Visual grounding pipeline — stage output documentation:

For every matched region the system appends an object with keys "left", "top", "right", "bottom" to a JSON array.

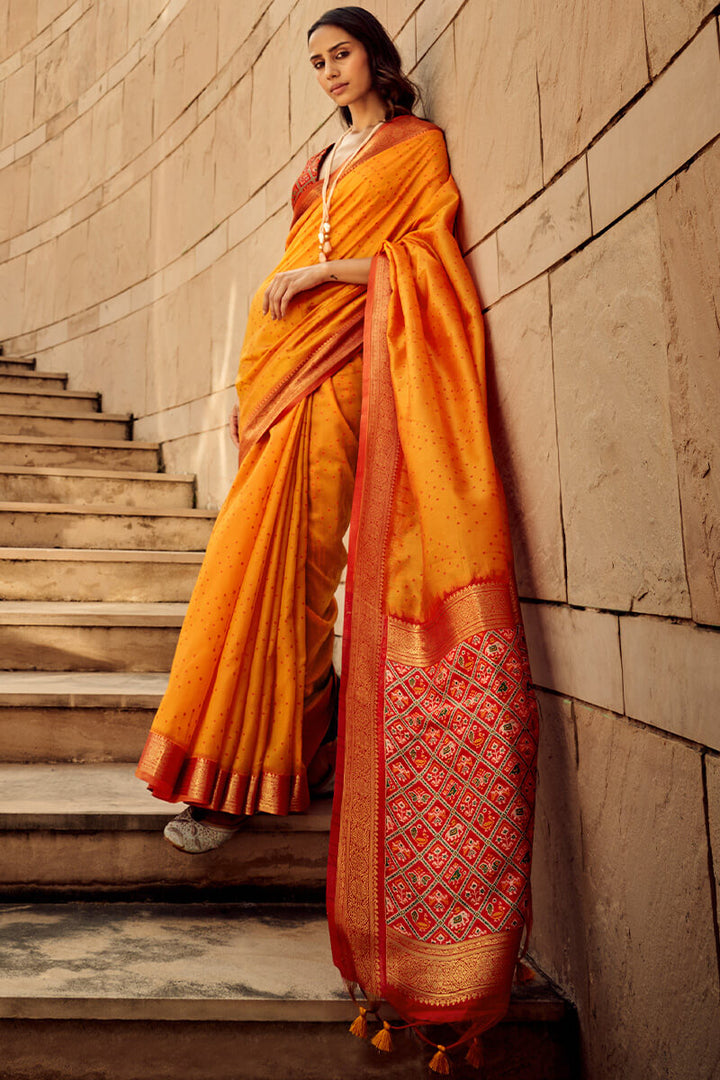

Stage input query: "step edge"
[
  {"left": 0, "top": 466, "right": 195, "bottom": 482},
  {"left": 0, "top": 502, "right": 215, "bottom": 517},
  {"left": 0, "top": 549, "right": 204, "bottom": 562}
]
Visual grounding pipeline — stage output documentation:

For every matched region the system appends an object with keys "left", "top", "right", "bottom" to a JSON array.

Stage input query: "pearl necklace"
[{"left": 318, "top": 120, "right": 386, "bottom": 262}]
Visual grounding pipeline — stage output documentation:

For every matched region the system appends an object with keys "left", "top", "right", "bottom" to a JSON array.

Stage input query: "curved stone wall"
[{"left": 1, "top": 3, "right": 720, "bottom": 1076}]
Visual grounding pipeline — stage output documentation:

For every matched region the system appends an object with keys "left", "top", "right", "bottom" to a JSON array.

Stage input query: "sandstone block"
[
  {"left": 394, "top": 13, "right": 415, "bottom": 69},
  {"left": 452, "top": 0, "right": 542, "bottom": 248},
  {"left": 707, "top": 753, "right": 720, "bottom": 911},
  {"left": 87, "top": 176, "right": 151, "bottom": 305},
  {"left": 53, "top": 220, "right": 89, "bottom": 319},
  {"left": 61, "top": 108, "right": 93, "bottom": 207},
  {"left": 520, "top": 602, "right": 623, "bottom": 713},
  {"left": 415, "top": 0, "right": 464, "bottom": 60},
  {"left": 465, "top": 234, "right": 499, "bottom": 308},
  {"left": 211, "top": 244, "right": 250, "bottom": 390},
  {"left": 213, "top": 75, "right": 251, "bottom": 224},
  {"left": 1, "top": 60, "right": 35, "bottom": 148},
  {"left": 248, "top": 18, "right": 290, "bottom": 194},
  {"left": 551, "top": 200, "right": 690, "bottom": 616},
  {"left": 485, "top": 277, "right": 565, "bottom": 600},
  {"left": 529, "top": 692, "right": 589, "bottom": 1018},
  {"left": 94, "top": 0, "right": 129, "bottom": 73},
  {"left": 27, "top": 132, "right": 63, "bottom": 228},
  {"left": 573, "top": 704, "right": 720, "bottom": 1080},
  {"left": 36, "top": 0, "right": 67, "bottom": 35},
  {"left": 534, "top": 0, "right": 648, "bottom": 182},
  {"left": 79, "top": 307, "right": 149, "bottom": 419},
  {"left": 121, "top": 52, "right": 153, "bottom": 166},
  {"left": 656, "top": 140, "right": 720, "bottom": 625},
  {"left": 3, "top": 0, "right": 38, "bottom": 60},
  {"left": 414, "top": 22, "right": 456, "bottom": 144},
  {"left": 88, "top": 82, "right": 123, "bottom": 192},
  {"left": 0, "top": 253, "right": 27, "bottom": 339},
  {"left": 153, "top": 0, "right": 219, "bottom": 136},
  {"left": 0, "top": 156, "right": 30, "bottom": 243},
  {"left": 127, "top": 0, "right": 165, "bottom": 44},
  {"left": 621, "top": 615, "right": 720, "bottom": 751},
  {"left": 23, "top": 241, "right": 58, "bottom": 330},
  {"left": 587, "top": 21, "right": 720, "bottom": 232},
  {"left": 643, "top": 0, "right": 716, "bottom": 75},
  {"left": 150, "top": 115, "right": 215, "bottom": 271},
  {"left": 217, "top": 0, "right": 265, "bottom": 69},
  {"left": 497, "top": 157, "right": 591, "bottom": 294}
]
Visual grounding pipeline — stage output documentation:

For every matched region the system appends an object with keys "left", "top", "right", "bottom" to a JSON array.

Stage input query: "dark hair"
[{"left": 307, "top": 6, "right": 418, "bottom": 126}]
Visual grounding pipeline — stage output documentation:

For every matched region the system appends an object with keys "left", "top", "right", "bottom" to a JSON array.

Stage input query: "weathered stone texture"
[
  {"left": 88, "top": 83, "right": 123, "bottom": 192},
  {"left": 1, "top": 60, "right": 35, "bottom": 148},
  {"left": 464, "top": 234, "right": 499, "bottom": 308},
  {"left": 217, "top": 0, "right": 265, "bottom": 70},
  {"left": 35, "top": 10, "right": 98, "bottom": 125},
  {"left": 534, "top": 0, "right": 647, "bottom": 182},
  {"left": 0, "top": 252, "right": 26, "bottom": 338},
  {"left": 248, "top": 18, "right": 290, "bottom": 193},
  {"left": 153, "top": 0, "right": 218, "bottom": 137},
  {"left": 94, "top": 0, "right": 129, "bottom": 73},
  {"left": 0, "top": 156, "right": 29, "bottom": 242},
  {"left": 657, "top": 140, "right": 720, "bottom": 626},
  {"left": 643, "top": 0, "right": 717, "bottom": 75},
  {"left": 573, "top": 705, "right": 720, "bottom": 1080},
  {"left": 551, "top": 200, "right": 690, "bottom": 616},
  {"left": 37, "top": 0, "right": 67, "bottom": 34},
  {"left": 485, "top": 276, "right": 565, "bottom": 600},
  {"left": 621, "top": 615, "right": 720, "bottom": 751},
  {"left": 1, "top": 0, "right": 37, "bottom": 61},
  {"left": 707, "top": 753, "right": 720, "bottom": 917},
  {"left": 415, "top": 0, "right": 464, "bottom": 60},
  {"left": 451, "top": 0, "right": 542, "bottom": 248},
  {"left": 87, "top": 176, "right": 151, "bottom": 306},
  {"left": 27, "top": 133, "right": 64, "bottom": 228},
  {"left": 587, "top": 21, "right": 720, "bottom": 232},
  {"left": 497, "top": 157, "right": 591, "bottom": 294},
  {"left": 521, "top": 602, "right": 622, "bottom": 713},
  {"left": 151, "top": 114, "right": 216, "bottom": 271}
]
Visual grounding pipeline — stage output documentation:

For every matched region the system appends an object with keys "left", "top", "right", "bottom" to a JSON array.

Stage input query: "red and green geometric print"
[{"left": 383, "top": 626, "right": 539, "bottom": 945}]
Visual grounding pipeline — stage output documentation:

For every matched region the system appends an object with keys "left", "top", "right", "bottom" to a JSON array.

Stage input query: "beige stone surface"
[
  {"left": 621, "top": 615, "right": 720, "bottom": 751},
  {"left": 573, "top": 703, "right": 720, "bottom": 1079},
  {"left": 121, "top": 52, "right": 153, "bottom": 166},
  {"left": 588, "top": 21, "right": 720, "bottom": 233},
  {"left": 88, "top": 83, "right": 123, "bottom": 191},
  {"left": 0, "top": 253, "right": 27, "bottom": 339},
  {"left": 94, "top": 0, "right": 128, "bottom": 72},
  {"left": 213, "top": 75, "right": 251, "bottom": 225},
  {"left": 2, "top": 0, "right": 38, "bottom": 61},
  {"left": 452, "top": 0, "right": 542, "bottom": 248},
  {"left": 153, "top": 0, "right": 218, "bottom": 137},
  {"left": 27, "top": 133, "right": 63, "bottom": 228},
  {"left": 551, "top": 200, "right": 690, "bottom": 616},
  {"left": 521, "top": 602, "right": 623, "bottom": 713},
  {"left": 534, "top": 0, "right": 648, "bottom": 183},
  {"left": 22, "top": 241, "right": 58, "bottom": 330},
  {"left": 0, "top": 157, "right": 29, "bottom": 242},
  {"left": 61, "top": 108, "right": 93, "bottom": 207},
  {"left": 217, "top": 0, "right": 265, "bottom": 70},
  {"left": 87, "top": 176, "right": 151, "bottom": 305},
  {"left": 80, "top": 308, "right": 149, "bottom": 418},
  {"left": 0, "top": 705, "right": 151, "bottom": 762},
  {"left": 127, "top": 0, "right": 166, "bottom": 44},
  {"left": 414, "top": 22, "right": 455, "bottom": 150},
  {"left": 707, "top": 753, "right": 720, "bottom": 911},
  {"left": 150, "top": 114, "right": 215, "bottom": 271},
  {"left": 53, "top": 220, "right": 89, "bottom": 317},
  {"left": 529, "top": 692, "right": 589, "bottom": 1018},
  {"left": 485, "top": 276, "right": 565, "bottom": 600},
  {"left": 657, "top": 141, "right": 720, "bottom": 626},
  {"left": 643, "top": 0, "right": 717, "bottom": 75},
  {"left": 36, "top": 0, "right": 69, "bottom": 34},
  {"left": 1, "top": 60, "right": 35, "bottom": 148},
  {"left": 35, "top": 10, "right": 97, "bottom": 125},
  {"left": 465, "top": 234, "right": 499, "bottom": 308},
  {"left": 415, "top": 0, "right": 464, "bottom": 60},
  {"left": 497, "top": 157, "right": 591, "bottom": 294},
  {"left": 248, "top": 17, "right": 290, "bottom": 194}
]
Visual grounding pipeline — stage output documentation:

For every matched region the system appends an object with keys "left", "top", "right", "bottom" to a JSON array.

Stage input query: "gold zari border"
[{"left": 385, "top": 926, "right": 521, "bottom": 1005}]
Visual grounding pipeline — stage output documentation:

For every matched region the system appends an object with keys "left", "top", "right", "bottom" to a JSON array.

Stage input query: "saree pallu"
[{"left": 136, "top": 113, "right": 539, "bottom": 1034}]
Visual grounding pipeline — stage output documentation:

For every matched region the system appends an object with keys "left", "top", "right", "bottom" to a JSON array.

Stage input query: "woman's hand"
[
  {"left": 263, "top": 264, "right": 328, "bottom": 320},
  {"left": 229, "top": 404, "right": 239, "bottom": 449}
]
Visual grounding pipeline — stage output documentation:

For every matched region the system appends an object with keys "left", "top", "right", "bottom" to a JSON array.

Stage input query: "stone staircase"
[{"left": 0, "top": 348, "right": 578, "bottom": 1079}]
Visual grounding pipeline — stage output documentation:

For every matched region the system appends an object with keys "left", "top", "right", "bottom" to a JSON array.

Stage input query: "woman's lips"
[{"left": 330, "top": 83, "right": 348, "bottom": 94}]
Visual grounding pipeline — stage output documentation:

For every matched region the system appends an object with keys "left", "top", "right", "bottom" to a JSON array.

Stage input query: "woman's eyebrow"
[{"left": 309, "top": 40, "right": 351, "bottom": 61}]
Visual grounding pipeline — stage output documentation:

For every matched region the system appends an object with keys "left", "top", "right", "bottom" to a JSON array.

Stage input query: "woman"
[{"left": 136, "top": 6, "right": 539, "bottom": 1069}]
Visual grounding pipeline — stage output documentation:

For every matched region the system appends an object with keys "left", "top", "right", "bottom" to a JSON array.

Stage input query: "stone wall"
[{"left": 1, "top": 1, "right": 719, "bottom": 1077}]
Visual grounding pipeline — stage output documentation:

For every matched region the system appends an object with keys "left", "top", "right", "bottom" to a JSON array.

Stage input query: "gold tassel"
[
  {"left": 371, "top": 1020, "right": 394, "bottom": 1053},
  {"left": 349, "top": 1006, "right": 368, "bottom": 1039},
  {"left": 515, "top": 959, "right": 535, "bottom": 984},
  {"left": 465, "top": 1037, "right": 484, "bottom": 1070},
  {"left": 428, "top": 1044, "right": 451, "bottom": 1075}
]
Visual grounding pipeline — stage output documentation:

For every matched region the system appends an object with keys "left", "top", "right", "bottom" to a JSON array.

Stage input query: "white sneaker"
[{"left": 163, "top": 806, "right": 244, "bottom": 854}]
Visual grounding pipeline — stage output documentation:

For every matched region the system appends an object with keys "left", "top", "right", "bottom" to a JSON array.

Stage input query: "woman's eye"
[{"left": 335, "top": 51, "right": 348, "bottom": 59}]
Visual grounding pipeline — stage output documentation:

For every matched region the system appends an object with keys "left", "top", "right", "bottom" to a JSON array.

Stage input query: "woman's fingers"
[{"left": 263, "top": 267, "right": 320, "bottom": 319}]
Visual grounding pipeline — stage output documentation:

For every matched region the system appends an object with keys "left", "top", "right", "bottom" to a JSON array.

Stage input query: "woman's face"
[{"left": 308, "top": 25, "right": 374, "bottom": 110}]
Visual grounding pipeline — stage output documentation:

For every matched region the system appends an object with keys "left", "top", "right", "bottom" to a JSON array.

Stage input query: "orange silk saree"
[{"left": 136, "top": 113, "right": 539, "bottom": 1036}]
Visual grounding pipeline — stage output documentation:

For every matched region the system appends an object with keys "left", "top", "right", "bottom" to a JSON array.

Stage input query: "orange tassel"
[
  {"left": 515, "top": 959, "right": 536, "bottom": 984},
  {"left": 371, "top": 1020, "right": 394, "bottom": 1053},
  {"left": 349, "top": 1006, "right": 368, "bottom": 1039},
  {"left": 465, "top": 1037, "right": 484, "bottom": 1070},
  {"left": 429, "top": 1044, "right": 451, "bottom": 1075}
]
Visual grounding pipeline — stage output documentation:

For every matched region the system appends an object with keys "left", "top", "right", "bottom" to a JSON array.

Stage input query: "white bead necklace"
[{"left": 318, "top": 120, "right": 386, "bottom": 262}]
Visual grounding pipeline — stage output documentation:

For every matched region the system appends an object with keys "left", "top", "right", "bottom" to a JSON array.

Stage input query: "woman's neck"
[{"left": 347, "top": 91, "right": 387, "bottom": 133}]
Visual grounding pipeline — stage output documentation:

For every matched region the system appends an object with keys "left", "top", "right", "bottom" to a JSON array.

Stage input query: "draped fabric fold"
[{"left": 136, "top": 113, "right": 539, "bottom": 1033}]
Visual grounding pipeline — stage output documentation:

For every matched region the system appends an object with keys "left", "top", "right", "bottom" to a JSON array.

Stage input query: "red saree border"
[
  {"left": 237, "top": 311, "right": 364, "bottom": 463},
  {"left": 137, "top": 730, "right": 309, "bottom": 815},
  {"left": 328, "top": 252, "right": 397, "bottom": 996}
]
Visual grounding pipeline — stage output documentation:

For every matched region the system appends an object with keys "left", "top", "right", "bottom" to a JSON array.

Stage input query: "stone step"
[
  {"left": 0, "top": 387, "right": 100, "bottom": 413},
  {"left": 0, "top": 548, "right": 203, "bottom": 602},
  {"left": 0, "top": 671, "right": 165, "bottom": 762},
  {"left": 0, "top": 356, "right": 35, "bottom": 372},
  {"left": 0, "top": 434, "right": 160, "bottom": 471},
  {"left": 0, "top": 901, "right": 575, "bottom": 1080},
  {"left": 0, "top": 409, "right": 131, "bottom": 440},
  {"left": 0, "top": 465, "right": 195, "bottom": 508},
  {"left": 0, "top": 601, "right": 186, "bottom": 671},
  {"left": 0, "top": 502, "right": 215, "bottom": 549},
  {"left": 0, "top": 369, "right": 68, "bottom": 390},
  {"left": 0, "top": 763, "right": 331, "bottom": 899}
]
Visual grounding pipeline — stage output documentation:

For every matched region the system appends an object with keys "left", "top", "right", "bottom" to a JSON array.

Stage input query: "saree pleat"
[{"left": 137, "top": 113, "right": 539, "bottom": 1037}]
